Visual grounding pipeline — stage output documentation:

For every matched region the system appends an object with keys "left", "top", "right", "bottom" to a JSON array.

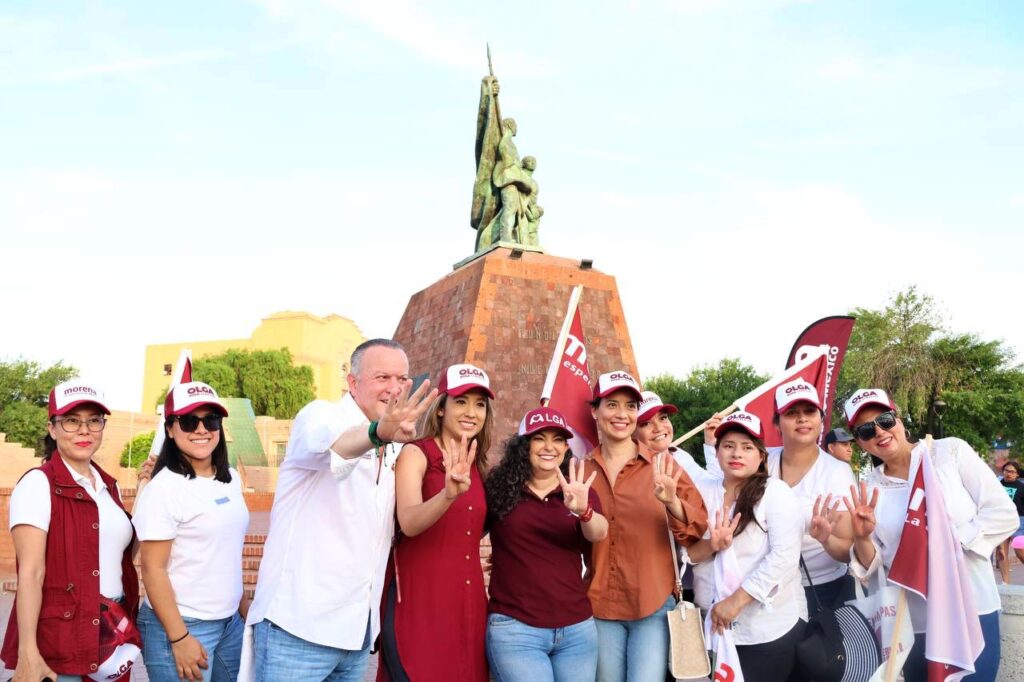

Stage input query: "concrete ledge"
[{"left": 998, "top": 584, "right": 1024, "bottom": 681}]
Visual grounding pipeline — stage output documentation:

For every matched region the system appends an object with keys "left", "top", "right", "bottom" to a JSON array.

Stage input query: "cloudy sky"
[{"left": 2, "top": 1, "right": 1022, "bottom": 411}]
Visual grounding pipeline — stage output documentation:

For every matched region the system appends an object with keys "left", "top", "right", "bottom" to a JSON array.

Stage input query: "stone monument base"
[{"left": 393, "top": 247, "right": 638, "bottom": 446}]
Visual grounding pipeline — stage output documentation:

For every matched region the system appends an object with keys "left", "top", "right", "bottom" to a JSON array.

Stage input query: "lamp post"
[{"left": 932, "top": 398, "right": 947, "bottom": 439}]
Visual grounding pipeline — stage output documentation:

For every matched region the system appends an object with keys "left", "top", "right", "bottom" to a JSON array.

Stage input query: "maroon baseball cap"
[
  {"left": 713, "top": 411, "right": 764, "bottom": 440},
  {"left": 519, "top": 407, "right": 573, "bottom": 440},
  {"left": 165, "top": 382, "right": 229, "bottom": 417},
  {"left": 637, "top": 391, "right": 678, "bottom": 423},
  {"left": 592, "top": 371, "right": 642, "bottom": 402}
]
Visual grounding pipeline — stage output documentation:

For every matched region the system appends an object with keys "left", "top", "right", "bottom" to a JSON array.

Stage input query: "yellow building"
[{"left": 141, "top": 311, "right": 366, "bottom": 413}]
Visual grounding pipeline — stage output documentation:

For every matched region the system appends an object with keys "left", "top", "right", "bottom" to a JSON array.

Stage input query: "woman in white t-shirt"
[
  {"left": 132, "top": 382, "right": 250, "bottom": 682},
  {"left": 683, "top": 411, "right": 804, "bottom": 681},
  {"left": 705, "top": 379, "right": 857, "bottom": 609},
  {"left": 844, "top": 388, "right": 1017, "bottom": 682}
]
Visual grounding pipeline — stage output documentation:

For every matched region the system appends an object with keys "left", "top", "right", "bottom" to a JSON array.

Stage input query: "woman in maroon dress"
[{"left": 379, "top": 364, "right": 494, "bottom": 682}]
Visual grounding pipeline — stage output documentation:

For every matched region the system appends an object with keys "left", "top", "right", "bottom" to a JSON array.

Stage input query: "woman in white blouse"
[
  {"left": 132, "top": 382, "right": 250, "bottom": 682},
  {"left": 844, "top": 388, "right": 1016, "bottom": 682},
  {"left": 684, "top": 411, "right": 805, "bottom": 681}
]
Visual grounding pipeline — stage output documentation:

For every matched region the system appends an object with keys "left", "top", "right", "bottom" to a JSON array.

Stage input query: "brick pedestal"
[{"left": 393, "top": 248, "right": 638, "bottom": 450}]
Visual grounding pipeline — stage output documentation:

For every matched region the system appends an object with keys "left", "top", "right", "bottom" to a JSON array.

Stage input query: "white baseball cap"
[
  {"left": 48, "top": 380, "right": 111, "bottom": 417},
  {"left": 714, "top": 411, "right": 764, "bottom": 440},
  {"left": 637, "top": 391, "right": 678, "bottom": 423},
  {"left": 774, "top": 379, "right": 822, "bottom": 414},
  {"left": 164, "top": 382, "right": 229, "bottom": 417},
  {"left": 437, "top": 364, "right": 495, "bottom": 399},
  {"left": 592, "top": 371, "right": 642, "bottom": 402},
  {"left": 844, "top": 388, "right": 896, "bottom": 427}
]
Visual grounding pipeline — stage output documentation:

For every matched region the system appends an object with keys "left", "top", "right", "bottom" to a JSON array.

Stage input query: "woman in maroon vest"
[{"left": 2, "top": 380, "right": 139, "bottom": 681}]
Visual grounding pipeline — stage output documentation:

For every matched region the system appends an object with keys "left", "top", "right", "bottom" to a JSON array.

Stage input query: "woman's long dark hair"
[
  {"left": 717, "top": 425, "right": 770, "bottom": 536},
  {"left": 42, "top": 433, "right": 58, "bottom": 461},
  {"left": 154, "top": 416, "right": 232, "bottom": 483},
  {"left": 485, "top": 433, "right": 573, "bottom": 521}
]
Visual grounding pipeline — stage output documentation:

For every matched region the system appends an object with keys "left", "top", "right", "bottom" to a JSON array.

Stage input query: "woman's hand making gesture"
[
  {"left": 442, "top": 435, "right": 478, "bottom": 501},
  {"left": 556, "top": 458, "right": 597, "bottom": 515},
  {"left": 843, "top": 481, "right": 880, "bottom": 567}
]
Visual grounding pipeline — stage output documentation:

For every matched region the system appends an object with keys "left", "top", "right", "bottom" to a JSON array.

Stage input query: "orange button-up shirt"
[{"left": 583, "top": 445, "right": 708, "bottom": 620}]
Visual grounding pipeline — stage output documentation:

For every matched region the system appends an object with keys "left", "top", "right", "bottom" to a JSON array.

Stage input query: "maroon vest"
[{"left": 1, "top": 454, "right": 139, "bottom": 676}]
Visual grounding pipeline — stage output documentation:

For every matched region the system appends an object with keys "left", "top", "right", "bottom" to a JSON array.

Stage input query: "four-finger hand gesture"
[
  {"left": 809, "top": 493, "right": 842, "bottom": 544},
  {"left": 557, "top": 458, "right": 597, "bottom": 515},
  {"left": 652, "top": 453, "right": 683, "bottom": 507},
  {"left": 843, "top": 482, "right": 879, "bottom": 540},
  {"left": 376, "top": 381, "right": 439, "bottom": 444},
  {"left": 709, "top": 509, "right": 740, "bottom": 552},
  {"left": 443, "top": 435, "right": 477, "bottom": 501}
]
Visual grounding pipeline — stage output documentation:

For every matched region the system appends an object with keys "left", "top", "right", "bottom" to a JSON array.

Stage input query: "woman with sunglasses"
[
  {"left": 2, "top": 380, "right": 139, "bottom": 682},
  {"left": 132, "top": 382, "right": 250, "bottom": 682},
  {"left": 378, "top": 364, "right": 495, "bottom": 682},
  {"left": 843, "top": 388, "right": 1016, "bottom": 681},
  {"left": 684, "top": 411, "right": 804, "bottom": 680},
  {"left": 704, "top": 379, "right": 857, "bottom": 610},
  {"left": 582, "top": 371, "right": 707, "bottom": 682},
  {"left": 484, "top": 407, "right": 608, "bottom": 681}
]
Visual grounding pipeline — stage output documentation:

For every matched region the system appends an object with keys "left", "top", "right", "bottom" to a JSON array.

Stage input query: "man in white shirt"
[{"left": 241, "top": 339, "right": 436, "bottom": 682}]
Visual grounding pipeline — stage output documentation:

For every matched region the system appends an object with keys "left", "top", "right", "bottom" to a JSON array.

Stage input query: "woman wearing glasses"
[
  {"left": 2, "top": 381, "right": 139, "bottom": 681},
  {"left": 132, "top": 382, "right": 250, "bottom": 681},
  {"left": 843, "top": 388, "right": 1017, "bottom": 681}
]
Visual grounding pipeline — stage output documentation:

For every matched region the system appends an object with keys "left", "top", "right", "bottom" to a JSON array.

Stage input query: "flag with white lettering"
[
  {"left": 149, "top": 348, "right": 193, "bottom": 456},
  {"left": 735, "top": 346, "right": 830, "bottom": 448},
  {"left": 887, "top": 447, "right": 983, "bottom": 681},
  {"left": 540, "top": 286, "right": 599, "bottom": 456},
  {"left": 784, "top": 316, "right": 856, "bottom": 441}
]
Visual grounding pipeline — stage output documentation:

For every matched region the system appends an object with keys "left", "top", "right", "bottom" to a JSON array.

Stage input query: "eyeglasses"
[
  {"left": 54, "top": 416, "right": 107, "bottom": 433},
  {"left": 174, "top": 414, "right": 223, "bottom": 433},
  {"left": 852, "top": 411, "right": 898, "bottom": 441}
]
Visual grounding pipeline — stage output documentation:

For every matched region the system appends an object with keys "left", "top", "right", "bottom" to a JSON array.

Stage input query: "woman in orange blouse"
[{"left": 582, "top": 371, "right": 707, "bottom": 682}]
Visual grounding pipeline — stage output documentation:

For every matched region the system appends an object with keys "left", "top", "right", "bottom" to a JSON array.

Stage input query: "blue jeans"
[
  {"left": 486, "top": 613, "right": 598, "bottom": 682},
  {"left": 253, "top": 618, "right": 371, "bottom": 682},
  {"left": 137, "top": 602, "right": 244, "bottom": 682},
  {"left": 594, "top": 595, "right": 674, "bottom": 682}
]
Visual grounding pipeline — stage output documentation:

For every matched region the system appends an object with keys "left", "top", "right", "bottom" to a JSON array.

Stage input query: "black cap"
[{"left": 824, "top": 428, "right": 854, "bottom": 446}]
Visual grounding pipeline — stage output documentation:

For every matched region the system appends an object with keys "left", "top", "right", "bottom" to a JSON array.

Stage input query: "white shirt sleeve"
[
  {"left": 948, "top": 438, "right": 1019, "bottom": 558},
  {"left": 9, "top": 470, "right": 51, "bottom": 532},
  {"left": 285, "top": 401, "right": 359, "bottom": 472},
  {"left": 703, "top": 443, "right": 725, "bottom": 480},
  {"left": 741, "top": 483, "right": 803, "bottom": 607},
  {"left": 131, "top": 474, "right": 181, "bottom": 541}
]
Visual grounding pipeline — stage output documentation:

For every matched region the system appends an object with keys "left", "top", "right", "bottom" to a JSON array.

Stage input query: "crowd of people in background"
[{"left": 2, "top": 338, "right": 1019, "bottom": 682}]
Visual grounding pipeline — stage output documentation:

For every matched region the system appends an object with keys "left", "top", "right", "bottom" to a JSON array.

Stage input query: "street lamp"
[{"left": 932, "top": 398, "right": 947, "bottom": 439}]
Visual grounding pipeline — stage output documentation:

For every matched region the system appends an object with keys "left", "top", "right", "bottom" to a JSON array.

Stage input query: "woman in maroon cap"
[
  {"left": 484, "top": 406, "right": 608, "bottom": 681},
  {"left": 2, "top": 380, "right": 140, "bottom": 682},
  {"left": 581, "top": 370, "right": 707, "bottom": 682},
  {"left": 378, "top": 364, "right": 495, "bottom": 682}
]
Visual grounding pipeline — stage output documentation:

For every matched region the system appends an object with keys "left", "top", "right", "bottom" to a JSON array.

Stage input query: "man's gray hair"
[{"left": 350, "top": 339, "right": 406, "bottom": 376}]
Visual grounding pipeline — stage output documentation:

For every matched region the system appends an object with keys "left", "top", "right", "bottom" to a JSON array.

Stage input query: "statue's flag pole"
[
  {"left": 670, "top": 345, "right": 831, "bottom": 448},
  {"left": 539, "top": 286, "right": 599, "bottom": 456},
  {"left": 149, "top": 348, "right": 193, "bottom": 457}
]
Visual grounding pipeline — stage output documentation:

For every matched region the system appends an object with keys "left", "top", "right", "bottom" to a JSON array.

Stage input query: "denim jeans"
[
  {"left": 486, "top": 612, "right": 598, "bottom": 682},
  {"left": 137, "top": 602, "right": 244, "bottom": 682},
  {"left": 594, "top": 595, "right": 674, "bottom": 682},
  {"left": 253, "top": 618, "right": 371, "bottom": 682}
]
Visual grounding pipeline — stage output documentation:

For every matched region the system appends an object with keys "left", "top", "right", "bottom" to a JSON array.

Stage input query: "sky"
[{"left": 2, "top": 0, "right": 1022, "bottom": 411}]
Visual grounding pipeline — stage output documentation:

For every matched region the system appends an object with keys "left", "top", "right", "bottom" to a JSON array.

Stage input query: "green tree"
[
  {"left": 0, "top": 358, "right": 78, "bottom": 454},
  {"left": 646, "top": 358, "right": 769, "bottom": 463},
  {"left": 120, "top": 431, "right": 156, "bottom": 468},
  {"left": 182, "top": 348, "right": 315, "bottom": 419}
]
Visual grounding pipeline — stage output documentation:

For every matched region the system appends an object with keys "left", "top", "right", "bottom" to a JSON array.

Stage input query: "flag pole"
[
  {"left": 669, "top": 345, "right": 829, "bottom": 448},
  {"left": 884, "top": 589, "right": 908, "bottom": 682},
  {"left": 540, "top": 285, "right": 583, "bottom": 408}
]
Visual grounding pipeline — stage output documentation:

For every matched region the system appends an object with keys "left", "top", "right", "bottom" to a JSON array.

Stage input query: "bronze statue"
[{"left": 471, "top": 48, "right": 542, "bottom": 252}]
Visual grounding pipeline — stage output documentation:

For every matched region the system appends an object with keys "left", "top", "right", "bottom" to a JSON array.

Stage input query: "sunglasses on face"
[
  {"left": 175, "top": 414, "right": 223, "bottom": 433},
  {"left": 853, "top": 410, "right": 898, "bottom": 441}
]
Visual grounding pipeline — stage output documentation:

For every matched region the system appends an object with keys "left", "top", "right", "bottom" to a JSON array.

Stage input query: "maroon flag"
[
  {"left": 887, "top": 449, "right": 983, "bottom": 681},
  {"left": 740, "top": 348, "right": 829, "bottom": 448},
  {"left": 149, "top": 348, "right": 194, "bottom": 456},
  {"left": 541, "top": 286, "right": 599, "bottom": 456},
  {"left": 785, "top": 316, "right": 855, "bottom": 440}
]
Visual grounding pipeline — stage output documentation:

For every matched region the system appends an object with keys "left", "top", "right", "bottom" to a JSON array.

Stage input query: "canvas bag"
[{"left": 847, "top": 563, "right": 914, "bottom": 680}]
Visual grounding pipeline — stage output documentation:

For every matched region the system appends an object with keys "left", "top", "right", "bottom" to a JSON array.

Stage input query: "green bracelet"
[{"left": 368, "top": 420, "right": 387, "bottom": 448}]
